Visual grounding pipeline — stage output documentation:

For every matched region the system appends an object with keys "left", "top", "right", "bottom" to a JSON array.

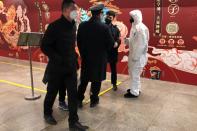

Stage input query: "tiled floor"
[{"left": 0, "top": 56, "right": 197, "bottom": 131}]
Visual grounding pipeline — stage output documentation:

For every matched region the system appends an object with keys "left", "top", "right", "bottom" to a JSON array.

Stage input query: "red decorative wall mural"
[{"left": 0, "top": 0, "right": 197, "bottom": 85}]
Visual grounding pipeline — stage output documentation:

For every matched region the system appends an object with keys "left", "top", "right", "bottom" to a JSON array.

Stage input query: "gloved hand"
[
  {"left": 132, "top": 58, "right": 138, "bottom": 62},
  {"left": 124, "top": 38, "right": 130, "bottom": 45}
]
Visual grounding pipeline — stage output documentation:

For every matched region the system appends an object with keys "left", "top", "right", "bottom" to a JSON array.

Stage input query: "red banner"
[{"left": 0, "top": 0, "right": 197, "bottom": 85}]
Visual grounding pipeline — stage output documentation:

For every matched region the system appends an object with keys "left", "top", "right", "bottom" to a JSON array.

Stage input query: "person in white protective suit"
[{"left": 124, "top": 10, "right": 149, "bottom": 98}]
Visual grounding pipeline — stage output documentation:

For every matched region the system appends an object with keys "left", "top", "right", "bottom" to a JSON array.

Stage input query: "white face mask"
[{"left": 70, "top": 10, "right": 78, "bottom": 20}]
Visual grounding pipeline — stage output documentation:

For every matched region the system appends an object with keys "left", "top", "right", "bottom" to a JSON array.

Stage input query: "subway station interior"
[{"left": 0, "top": 0, "right": 197, "bottom": 131}]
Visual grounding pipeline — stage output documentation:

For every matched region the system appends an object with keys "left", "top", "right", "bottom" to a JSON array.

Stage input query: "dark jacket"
[
  {"left": 41, "top": 16, "right": 77, "bottom": 84},
  {"left": 77, "top": 17, "right": 114, "bottom": 82},
  {"left": 107, "top": 24, "right": 121, "bottom": 63}
]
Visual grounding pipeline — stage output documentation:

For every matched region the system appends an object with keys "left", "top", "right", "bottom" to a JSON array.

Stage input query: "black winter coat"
[
  {"left": 77, "top": 17, "right": 114, "bottom": 82},
  {"left": 41, "top": 16, "right": 77, "bottom": 84},
  {"left": 107, "top": 24, "right": 121, "bottom": 63}
]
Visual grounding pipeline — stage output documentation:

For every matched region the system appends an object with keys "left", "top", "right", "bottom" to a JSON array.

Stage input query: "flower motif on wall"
[{"left": 0, "top": 1, "right": 31, "bottom": 50}]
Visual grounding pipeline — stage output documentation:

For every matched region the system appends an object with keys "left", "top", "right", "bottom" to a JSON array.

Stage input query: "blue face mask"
[
  {"left": 100, "top": 14, "right": 104, "bottom": 23},
  {"left": 100, "top": 8, "right": 108, "bottom": 23}
]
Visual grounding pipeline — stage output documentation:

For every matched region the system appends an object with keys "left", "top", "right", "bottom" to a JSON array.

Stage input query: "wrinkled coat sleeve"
[
  {"left": 124, "top": 38, "right": 130, "bottom": 45},
  {"left": 104, "top": 26, "right": 115, "bottom": 51},
  {"left": 116, "top": 28, "right": 121, "bottom": 48},
  {"left": 132, "top": 28, "right": 149, "bottom": 61},
  {"left": 77, "top": 23, "right": 84, "bottom": 58},
  {"left": 41, "top": 24, "right": 62, "bottom": 63}
]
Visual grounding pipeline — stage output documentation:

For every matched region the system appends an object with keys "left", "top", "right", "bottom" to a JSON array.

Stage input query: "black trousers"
[
  {"left": 58, "top": 83, "right": 66, "bottom": 102},
  {"left": 109, "top": 61, "right": 117, "bottom": 85},
  {"left": 44, "top": 73, "right": 78, "bottom": 125},
  {"left": 58, "top": 70, "right": 79, "bottom": 102},
  {"left": 77, "top": 78, "right": 101, "bottom": 102},
  {"left": 59, "top": 69, "right": 78, "bottom": 102}
]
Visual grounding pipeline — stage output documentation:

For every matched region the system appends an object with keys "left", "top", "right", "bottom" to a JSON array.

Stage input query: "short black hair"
[
  {"left": 91, "top": 10, "right": 102, "bottom": 16},
  {"left": 106, "top": 10, "right": 116, "bottom": 18},
  {"left": 61, "top": 0, "right": 75, "bottom": 11}
]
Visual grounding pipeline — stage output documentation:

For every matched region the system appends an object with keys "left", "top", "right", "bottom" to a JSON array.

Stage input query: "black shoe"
[
  {"left": 59, "top": 101, "right": 69, "bottom": 111},
  {"left": 124, "top": 92, "right": 139, "bottom": 98},
  {"left": 90, "top": 100, "right": 99, "bottom": 108},
  {"left": 127, "top": 89, "right": 141, "bottom": 94},
  {"left": 69, "top": 121, "right": 89, "bottom": 131},
  {"left": 44, "top": 115, "right": 57, "bottom": 125},
  {"left": 113, "top": 84, "right": 118, "bottom": 91},
  {"left": 78, "top": 101, "right": 83, "bottom": 109}
]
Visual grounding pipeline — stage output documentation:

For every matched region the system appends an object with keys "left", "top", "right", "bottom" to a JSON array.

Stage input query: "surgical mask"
[
  {"left": 70, "top": 10, "right": 78, "bottom": 20},
  {"left": 105, "top": 18, "right": 112, "bottom": 25},
  {"left": 130, "top": 18, "right": 134, "bottom": 23}
]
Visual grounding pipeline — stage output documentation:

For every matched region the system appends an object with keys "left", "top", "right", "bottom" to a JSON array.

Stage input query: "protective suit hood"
[{"left": 129, "top": 10, "right": 143, "bottom": 25}]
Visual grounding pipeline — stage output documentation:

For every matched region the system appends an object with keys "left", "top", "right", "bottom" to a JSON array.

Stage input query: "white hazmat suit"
[{"left": 125, "top": 10, "right": 149, "bottom": 96}]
